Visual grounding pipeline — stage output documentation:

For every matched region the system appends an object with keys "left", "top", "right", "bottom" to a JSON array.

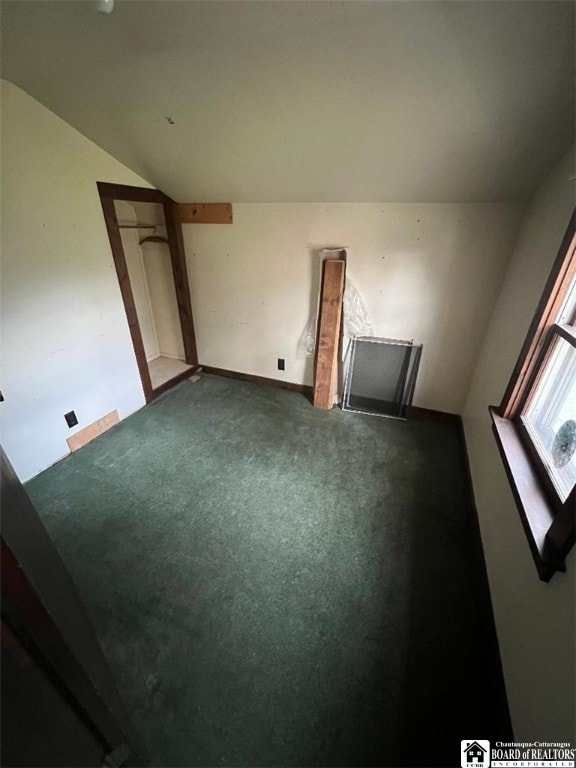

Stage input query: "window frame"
[
  {"left": 491, "top": 211, "right": 576, "bottom": 582},
  {"left": 517, "top": 323, "right": 576, "bottom": 512}
]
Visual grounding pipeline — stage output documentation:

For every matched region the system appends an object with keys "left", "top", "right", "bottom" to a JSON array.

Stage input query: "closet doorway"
[{"left": 97, "top": 183, "right": 197, "bottom": 402}]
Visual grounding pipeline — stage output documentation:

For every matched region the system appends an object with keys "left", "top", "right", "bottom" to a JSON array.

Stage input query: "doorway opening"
[{"left": 97, "top": 183, "right": 197, "bottom": 402}]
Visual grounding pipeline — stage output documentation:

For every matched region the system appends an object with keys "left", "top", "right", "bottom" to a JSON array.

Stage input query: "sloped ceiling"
[{"left": 1, "top": 0, "right": 574, "bottom": 203}]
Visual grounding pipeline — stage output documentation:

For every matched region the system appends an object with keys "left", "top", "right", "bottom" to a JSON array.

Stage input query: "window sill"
[{"left": 490, "top": 406, "right": 566, "bottom": 582}]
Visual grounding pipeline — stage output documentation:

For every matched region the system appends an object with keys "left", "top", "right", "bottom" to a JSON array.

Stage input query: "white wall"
[
  {"left": 143, "top": 242, "right": 185, "bottom": 361},
  {"left": 0, "top": 81, "right": 152, "bottom": 481},
  {"left": 463, "top": 147, "right": 576, "bottom": 742},
  {"left": 183, "top": 203, "right": 522, "bottom": 413},
  {"left": 126, "top": 200, "right": 185, "bottom": 361},
  {"left": 117, "top": 201, "right": 160, "bottom": 361}
]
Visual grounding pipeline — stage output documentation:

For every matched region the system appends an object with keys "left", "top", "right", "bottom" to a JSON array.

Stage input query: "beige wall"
[
  {"left": 463, "top": 147, "right": 576, "bottom": 742},
  {"left": 183, "top": 203, "right": 522, "bottom": 413},
  {"left": 0, "top": 81, "right": 152, "bottom": 481}
]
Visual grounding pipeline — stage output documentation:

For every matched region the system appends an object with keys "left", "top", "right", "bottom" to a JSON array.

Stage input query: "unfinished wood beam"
[
  {"left": 313, "top": 259, "right": 346, "bottom": 409},
  {"left": 176, "top": 203, "right": 233, "bottom": 224}
]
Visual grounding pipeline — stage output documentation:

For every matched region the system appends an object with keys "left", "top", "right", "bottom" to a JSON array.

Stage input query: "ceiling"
[{"left": 1, "top": 0, "right": 574, "bottom": 203}]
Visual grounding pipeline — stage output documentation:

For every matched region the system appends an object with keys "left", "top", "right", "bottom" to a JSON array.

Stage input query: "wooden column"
[{"left": 313, "top": 259, "right": 346, "bottom": 409}]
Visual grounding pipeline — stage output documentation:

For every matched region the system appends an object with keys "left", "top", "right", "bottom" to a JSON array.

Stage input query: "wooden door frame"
[
  {"left": 97, "top": 182, "right": 198, "bottom": 402},
  {"left": 1, "top": 446, "right": 147, "bottom": 766}
]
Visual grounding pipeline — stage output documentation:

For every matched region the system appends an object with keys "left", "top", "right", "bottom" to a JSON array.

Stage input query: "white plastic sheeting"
[{"left": 299, "top": 276, "right": 373, "bottom": 357}]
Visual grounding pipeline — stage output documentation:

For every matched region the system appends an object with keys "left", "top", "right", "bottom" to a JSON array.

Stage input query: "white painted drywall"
[
  {"left": 183, "top": 203, "right": 523, "bottom": 413},
  {"left": 116, "top": 201, "right": 160, "bottom": 361},
  {"left": 127, "top": 200, "right": 185, "bottom": 361},
  {"left": 142, "top": 241, "right": 185, "bottom": 361},
  {"left": 0, "top": 81, "right": 153, "bottom": 481},
  {"left": 463, "top": 147, "right": 576, "bottom": 742}
]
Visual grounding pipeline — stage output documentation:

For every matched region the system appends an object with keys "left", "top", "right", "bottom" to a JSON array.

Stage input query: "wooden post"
[{"left": 313, "top": 259, "right": 346, "bottom": 409}]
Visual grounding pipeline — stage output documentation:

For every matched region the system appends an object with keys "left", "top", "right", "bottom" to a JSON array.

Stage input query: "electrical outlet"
[
  {"left": 277, "top": 358, "right": 285, "bottom": 371},
  {"left": 65, "top": 411, "right": 78, "bottom": 428}
]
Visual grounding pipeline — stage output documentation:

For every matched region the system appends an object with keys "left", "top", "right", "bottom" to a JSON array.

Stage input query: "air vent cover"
[{"left": 342, "top": 336, "right": 422, "bottom": 420}]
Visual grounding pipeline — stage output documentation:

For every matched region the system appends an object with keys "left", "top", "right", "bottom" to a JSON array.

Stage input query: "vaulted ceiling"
[{"left": 2, "top": 0, "right": 574, "bottom": 203}]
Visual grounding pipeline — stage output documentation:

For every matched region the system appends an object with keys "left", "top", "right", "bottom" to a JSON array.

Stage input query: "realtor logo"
[{"left": 461, "top": 740, "right": 490, "bottom": 768}]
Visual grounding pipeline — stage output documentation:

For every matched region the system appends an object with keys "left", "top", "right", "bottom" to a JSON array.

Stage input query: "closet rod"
[
  {"left": 118, "top": 224, "right": 156, "bottom": 230},
  {"left": 139, "top": 235, "right": 169, "bottom": 245}
]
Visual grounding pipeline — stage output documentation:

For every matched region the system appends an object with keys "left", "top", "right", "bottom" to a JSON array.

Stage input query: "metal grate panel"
[{"left": 343, "top": 336, "right": 423, "bottom": 419}]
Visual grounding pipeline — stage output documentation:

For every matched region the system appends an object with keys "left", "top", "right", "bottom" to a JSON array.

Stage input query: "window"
[{"left": 491, "top": 211, "right": 575, "bottom": 582}]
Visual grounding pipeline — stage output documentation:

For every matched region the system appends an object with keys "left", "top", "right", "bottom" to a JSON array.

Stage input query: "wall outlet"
[
  {"left": 64, "top": 411, "right": 78, "bottom": 428},
  {"left": 277, "top": 358, "right": 285, "bottom": 371}
]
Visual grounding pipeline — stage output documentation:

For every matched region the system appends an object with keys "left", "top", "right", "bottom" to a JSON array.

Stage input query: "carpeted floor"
[{"left": 26, "top": 375, "right": 508, "bottom": 767}]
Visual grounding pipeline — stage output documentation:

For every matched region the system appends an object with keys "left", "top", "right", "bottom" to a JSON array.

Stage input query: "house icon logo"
[{"left": 461, "top": 740, "right": 490, "bottom": 768}]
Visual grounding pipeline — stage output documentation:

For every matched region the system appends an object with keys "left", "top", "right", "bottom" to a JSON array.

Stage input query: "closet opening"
[{"left": 97, "top": 183, "right": 198, "bottom": 402}]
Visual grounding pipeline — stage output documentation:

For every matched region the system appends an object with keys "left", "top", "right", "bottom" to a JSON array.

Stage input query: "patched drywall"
[
  {"left": 463, "top": 147, "right": 575, "bottom": 742},
  {"left": 0, "top": 81, "right": 152, "bottom": 481},
  {"left": 183, "top": 203, "right": 523, "bottom": 414}
]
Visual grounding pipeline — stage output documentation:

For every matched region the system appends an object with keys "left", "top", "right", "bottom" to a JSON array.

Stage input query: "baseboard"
[
  {"left": 199, "top": 368, "right": 466, "bottom": 425},
  {"left": 456, "top": 416, "right": 514, "bottom": 741},
  {"left": 199, "top": 365, "right": 314, "bottom": 396},
  {"left": 408, "top": 405, "right": 461, "bottom": 423}
]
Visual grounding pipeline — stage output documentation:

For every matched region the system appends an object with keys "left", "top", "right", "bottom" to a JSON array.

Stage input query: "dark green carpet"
[{"left": 26, "top": 375, "right": 506, "bottom": 767}]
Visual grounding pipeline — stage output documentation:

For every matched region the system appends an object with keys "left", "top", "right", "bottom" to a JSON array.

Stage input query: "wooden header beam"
[{"left": 176, "top": 203, "right": 233, "bottom": 224}]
